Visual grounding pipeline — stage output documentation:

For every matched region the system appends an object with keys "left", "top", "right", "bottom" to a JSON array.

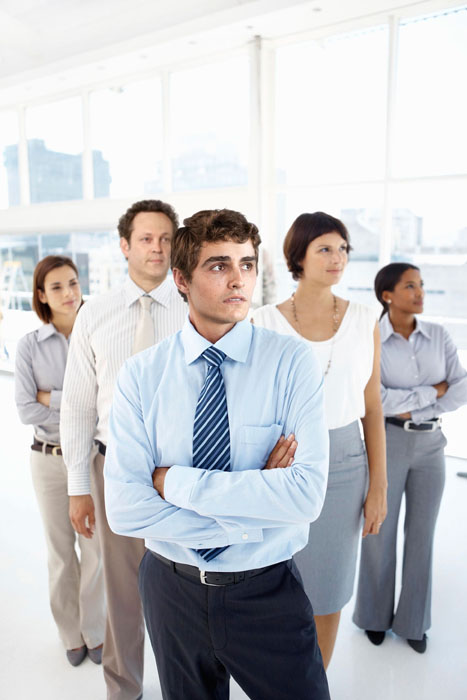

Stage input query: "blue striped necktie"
[{"left": 193, "top": 346, "right": 230, "bottom": 563}]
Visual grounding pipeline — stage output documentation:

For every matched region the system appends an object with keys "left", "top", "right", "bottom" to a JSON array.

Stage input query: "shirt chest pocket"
[{"left": 236, "top": 423, "right": 283, "bottom": 470}]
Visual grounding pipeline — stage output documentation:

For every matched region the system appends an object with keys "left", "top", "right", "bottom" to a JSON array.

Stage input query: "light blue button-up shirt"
[
  {"left": 379, "top": 313, "right": 467, "bottom": 423},
  {"left": 105, "top": 318, "right": 329, "bottom": 572}
]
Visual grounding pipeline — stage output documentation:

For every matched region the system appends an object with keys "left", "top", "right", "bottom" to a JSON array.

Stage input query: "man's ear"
[
  {"left": 120, "top": 236, "right": 129, "bottom": 260},
  {"left": 172, "top": 268, "right": 189, "bottom": 298}
]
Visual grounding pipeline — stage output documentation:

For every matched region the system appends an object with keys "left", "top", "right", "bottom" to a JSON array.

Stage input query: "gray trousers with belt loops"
[{"left": 353, "top": 422, "right": 446, "bottom": 640}]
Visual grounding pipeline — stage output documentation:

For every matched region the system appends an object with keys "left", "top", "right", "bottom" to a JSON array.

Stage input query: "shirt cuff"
[
  {"left": 49, "top": 390, "right": 62, "bottom": 410},
  {"left": 67, "top": 470, "right": 91, "bottom": 496},
  {"left": 416, "top": 385, "right": 437, "bottom": 408},
  {"left": 164, "top": 466, "right": 263, "bottom": 545},
  {"left": 164, "top": 465, "right": 202, "bottom": 510}
]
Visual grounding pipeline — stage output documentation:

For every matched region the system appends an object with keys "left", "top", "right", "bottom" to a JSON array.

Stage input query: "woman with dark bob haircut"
[
  {"left": 253, "top": 212, "right": 387, "bottom": 668},
  {"left": 15, "top": 256, "right": 105, "bottom": 667},
  {"left": 353, "top": 262, "right": 467, "bottom": 653}
]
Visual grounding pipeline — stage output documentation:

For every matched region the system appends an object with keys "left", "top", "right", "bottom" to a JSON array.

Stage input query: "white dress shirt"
[{"left": 61, "top": 276, "right": 187, "bottom": 495}]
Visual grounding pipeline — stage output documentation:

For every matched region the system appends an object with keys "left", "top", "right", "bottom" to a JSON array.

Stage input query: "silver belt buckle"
[
  {"left": 403, "top": 419, "right": 440, "bottom": 432},
  {"left": 199, "top": 571, "right": 221, "bottom": 586}
]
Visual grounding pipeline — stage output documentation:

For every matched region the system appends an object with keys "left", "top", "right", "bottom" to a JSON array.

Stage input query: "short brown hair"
[
  {"left": 32, "top": 255, "right": 80, "bottom": 324},
  {"left": 117, "top": 199, "right": 179, "bottom": 244},
  {"left": 171, "top": 209, "right": 261, "bottom": 301},
  {"left": 283, "top": 212, "right": 352, "bottom": 281}
]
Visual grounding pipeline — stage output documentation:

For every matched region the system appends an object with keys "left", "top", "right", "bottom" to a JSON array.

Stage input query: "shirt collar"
[
  {"left": 123, "top": 275, "right": 175, "bottom": 309},
  {"left": 37, "top": 323, "right": 59, "bottom": 342},
  {"left": 181, "top": 317, "right": 253, "bottom": 366},
  {"left": 379, "top": 313, "right": 432, "bottom": 342}
]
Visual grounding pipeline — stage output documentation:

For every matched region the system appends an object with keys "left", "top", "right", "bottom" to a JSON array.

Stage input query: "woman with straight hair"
[
  {"left": 252, "top": 212, "right": 387, "bottom": 668},
  {"left": 353, "top": 262, "right": 467, "bottom": 653},
  {"left": 15, "top": 255, "right": 105, "bottom": 666}
]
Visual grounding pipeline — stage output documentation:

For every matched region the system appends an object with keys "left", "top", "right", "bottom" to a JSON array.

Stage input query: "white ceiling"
[{"left": 0, "top": 0, "right": 460, "bottom": 97}]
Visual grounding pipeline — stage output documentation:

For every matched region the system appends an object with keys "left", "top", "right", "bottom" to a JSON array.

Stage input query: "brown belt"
[{"left": 31, "top": 438, "right": 62, "bottom": 456}]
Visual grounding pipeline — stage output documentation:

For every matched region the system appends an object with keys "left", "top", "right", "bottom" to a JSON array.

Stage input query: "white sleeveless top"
[{"left": 252, "top": 302, "right": 377, "bottom": 430}]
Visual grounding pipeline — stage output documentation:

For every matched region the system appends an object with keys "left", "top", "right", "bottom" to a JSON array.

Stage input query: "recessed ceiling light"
[{"left": 313, "top": 6, "right": 322, "bottom": 12}]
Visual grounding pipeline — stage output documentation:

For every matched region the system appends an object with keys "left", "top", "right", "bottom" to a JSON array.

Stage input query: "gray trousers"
[
  {"left": 30, "top": 449, "right": 105, "bottom": 649},
  {"left": 353, "top": 422, "right": 446, "bottom": 640},
  {"left": 94, "top": 451, "right": 146, "bottom": 700}
]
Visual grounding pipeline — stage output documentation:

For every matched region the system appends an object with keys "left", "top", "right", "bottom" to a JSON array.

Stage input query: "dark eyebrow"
[{"left": 201, "top": 255, "right": 256, "bottom": 267}]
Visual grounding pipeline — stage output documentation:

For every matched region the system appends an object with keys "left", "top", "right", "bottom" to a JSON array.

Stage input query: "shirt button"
[
  {"left": 411, "top": 356, "right": 415, "bottom": 360},
  {"left": 242, "top": 534, "right": 249, "bottom": 540},
  {"left": 414, "top": 375, "right": 418, "bottom": 378}
]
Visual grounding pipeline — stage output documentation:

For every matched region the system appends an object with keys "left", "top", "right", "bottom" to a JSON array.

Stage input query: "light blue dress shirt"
[
  {"left": 105, "top": 318, "right": 329, "bottom": 572},
  {"left": 379, "top": 313, "right": 467, "bottom": 423}
]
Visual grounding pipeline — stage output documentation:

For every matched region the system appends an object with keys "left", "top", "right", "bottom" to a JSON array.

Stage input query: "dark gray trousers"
[{"left": 139, "top": 551, "right": 330, "bottom": 700}]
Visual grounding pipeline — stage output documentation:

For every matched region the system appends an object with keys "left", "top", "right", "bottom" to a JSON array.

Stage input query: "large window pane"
[
  {"left": 0, "top": 230, "right": 127, "bottom": 369},
  {"left": 170, "top": 56, "right": 249, "bottom": 190},
  {"left": 275, "top": 185, "right": 384, "bottom": 303},
  {"left": 276, "top": 26, "right": 388, "bottom": 186},
  {"left": 390, "top": 179, "right": 467, "bottom": 348},
  {"left": 394, "top": 7, "right": 467, "bottom": 177},
  {"left": 90, "top": 80, "right": 163, "bottom": 198},
  {"left": 0, "top": 111, "right": 19, "bottom": 209},
  {"left": 26, "top": 97, "right": 85, "bottom": 203}
]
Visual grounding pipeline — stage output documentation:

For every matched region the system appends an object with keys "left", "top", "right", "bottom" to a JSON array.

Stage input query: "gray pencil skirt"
[{"left": 294, "top": 420, "right": 368, "bottom": 615}]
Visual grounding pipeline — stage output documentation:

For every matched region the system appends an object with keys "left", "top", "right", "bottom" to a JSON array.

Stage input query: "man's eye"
[
  {"left": 212, "top": 264, "right": 223, "bottom": 271},
  {"left": 242, "top": 263, "right": 253, "bottom": 270}
]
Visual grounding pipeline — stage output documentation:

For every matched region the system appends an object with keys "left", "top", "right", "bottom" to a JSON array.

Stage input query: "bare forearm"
[{"left": 361, "top": 408, "right": 387, "bottom": 488}]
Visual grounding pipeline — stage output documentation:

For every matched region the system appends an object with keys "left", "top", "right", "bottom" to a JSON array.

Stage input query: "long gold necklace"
[{"left": 291, "top": 293, "right": 339, "bottom": 376}]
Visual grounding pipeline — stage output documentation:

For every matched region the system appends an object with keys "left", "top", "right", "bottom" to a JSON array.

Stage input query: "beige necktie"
[{"left": 132, "top": 296, "right": 155, "bottom": 355}]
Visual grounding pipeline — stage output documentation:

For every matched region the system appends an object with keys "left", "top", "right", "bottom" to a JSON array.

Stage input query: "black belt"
[
  {"left": 31, "top": 438, "right": 62, "bottom": 456},
  {"left": 386, "top": 417, "right": 441, "bottom": 432},
  {"left": 95, "top": 440, "right": 106, "bottom": 456},
  {"left": 150, "top": 550, "right": 280, "bottom": 586}
]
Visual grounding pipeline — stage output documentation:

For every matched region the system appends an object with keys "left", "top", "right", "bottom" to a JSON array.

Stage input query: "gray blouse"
[
  {"left": 15, "top": 324, "right": 70, "bottom": 444},
  {"left": 379, "top": 313, "right": 467, "bottom": 423}
]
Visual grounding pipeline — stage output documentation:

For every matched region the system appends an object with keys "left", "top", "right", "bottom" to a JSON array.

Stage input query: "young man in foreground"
[{"left": 105, "top": 209, "right": 330, "bottom": 699}]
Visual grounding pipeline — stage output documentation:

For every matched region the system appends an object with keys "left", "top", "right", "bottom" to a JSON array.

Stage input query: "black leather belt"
[
  {"left": 95, "top": 440, "right": 106, "bottom": 456},
  {"left": 31, "top": 438, "right": 62, "bottom": 456},
  {"left": 386, "top": 417, "right": 441, "bottom": 432},
  {"left": 150, "top": 550, "right": 279, "bottom": 586}
]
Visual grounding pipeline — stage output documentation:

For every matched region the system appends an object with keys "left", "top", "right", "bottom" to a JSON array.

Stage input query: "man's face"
[
  {"left": 173, "top": 239, "right": 257, "bottom": 343},
  {"left": 120, "top": 211, "right": 174, "bottom": 290}
]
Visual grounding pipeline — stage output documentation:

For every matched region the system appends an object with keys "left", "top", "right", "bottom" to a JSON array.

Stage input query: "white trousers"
[{"left": 30, "top": 449, "right": 106, "bottom": 649}]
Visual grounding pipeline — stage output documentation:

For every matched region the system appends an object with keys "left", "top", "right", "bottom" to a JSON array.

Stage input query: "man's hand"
[
  {"left": 153, "top": 467, "right": 171, "bottom": 499},
  {"left": 263, "top": 434, "right": 297, "bottom": 470},
  {"left": 433, "top": 380, "right": 448, "bottom": 398},
  {"left": 69, "top": 495, "right": 95, "bottom": 538}
]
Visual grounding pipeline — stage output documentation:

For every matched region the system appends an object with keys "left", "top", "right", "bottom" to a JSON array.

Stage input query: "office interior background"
[{"left": 0, "top": 1, "right": 466, "bottom": 698}]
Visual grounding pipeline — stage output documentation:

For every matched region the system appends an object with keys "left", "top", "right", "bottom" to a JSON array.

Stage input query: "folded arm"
[
  {"left": 163, "top": 346, "right": 329, "bottom": 529},
  {"left": 15, "top": 339, "right": 60, "bottom": 425},
  {"left": 104, "top": 363, "right": 263, "bottom": 547}
]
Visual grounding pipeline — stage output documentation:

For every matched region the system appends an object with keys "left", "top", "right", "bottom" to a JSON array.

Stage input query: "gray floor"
[{"left": 1, "top": 372, "right": 466, "bottom": 699}]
